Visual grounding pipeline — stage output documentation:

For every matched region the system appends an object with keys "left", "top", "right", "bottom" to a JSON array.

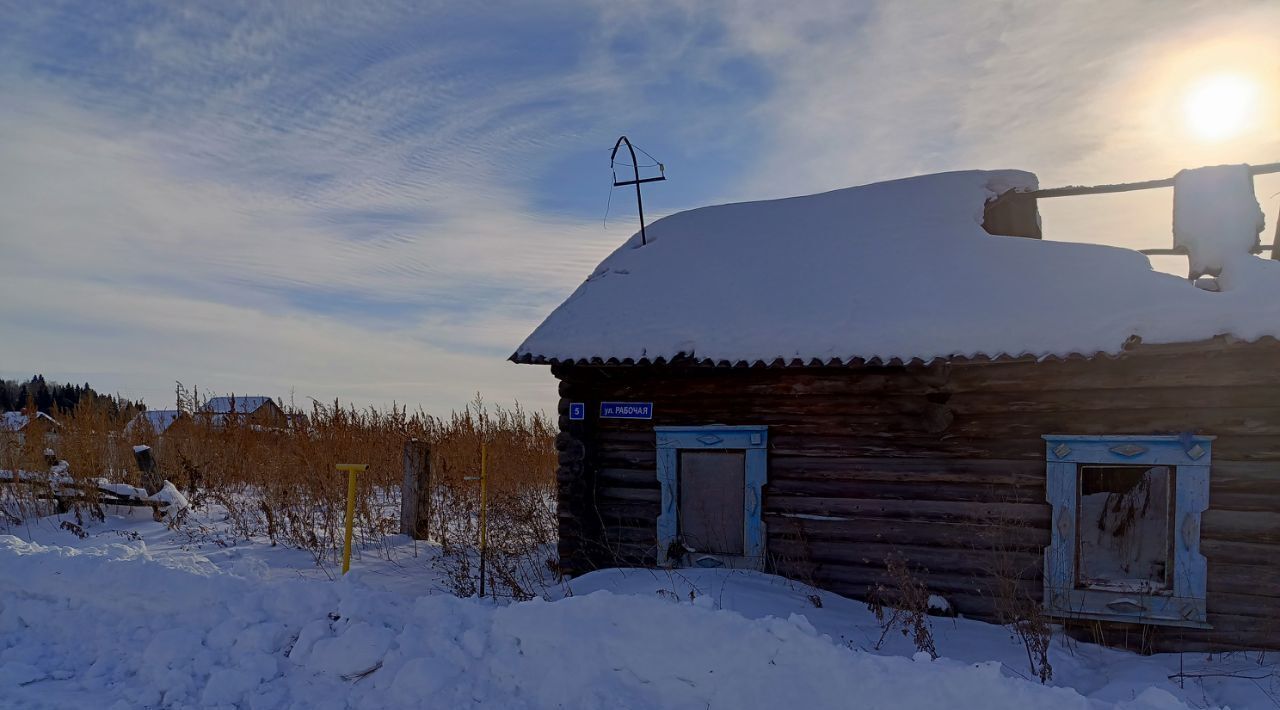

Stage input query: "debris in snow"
[
  {"left": 1173, "top": 164, "right": 1266, "bottom": 279},
  {"left": 1193, "top": 276, "right": 1221, "bottom": 292},
  {"left": 95, "top": 479, "right": 149, "bottom": 500},
  {"left": 927, "top": 594, "right": 954, "bottom": 617}
]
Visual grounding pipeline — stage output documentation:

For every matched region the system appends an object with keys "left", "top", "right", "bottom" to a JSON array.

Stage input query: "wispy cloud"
[{"left": 1, "top": 0, "right": 1277, "bottom": 412}]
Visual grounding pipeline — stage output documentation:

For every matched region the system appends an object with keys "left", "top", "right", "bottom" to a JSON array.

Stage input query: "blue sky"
[{"left": 2, "top": 1, "right": 1278, "bottom": 414}]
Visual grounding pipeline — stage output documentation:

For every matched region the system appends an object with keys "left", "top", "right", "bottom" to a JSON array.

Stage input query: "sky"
[{"left": 1, "top": 0, "right": 1278, "bottom": 416}]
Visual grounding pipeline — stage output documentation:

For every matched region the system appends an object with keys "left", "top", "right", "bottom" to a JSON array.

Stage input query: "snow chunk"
[
  {"left": 307, "top": 621, "right": 393, "bottom": 677},
  {"left": 149, "top": 481, "right": 189, "bottom": 512},
  {"left": 1173, "top": 164, "right": 1265, "bottom": 278},
  {"left": 927, "top": 594, "right": 953, "bottom": 616}
]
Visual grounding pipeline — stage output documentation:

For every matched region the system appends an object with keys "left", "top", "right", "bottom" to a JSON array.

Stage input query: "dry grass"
[{"left": 2, "top": 392, "right": 558, "bottom": 594}]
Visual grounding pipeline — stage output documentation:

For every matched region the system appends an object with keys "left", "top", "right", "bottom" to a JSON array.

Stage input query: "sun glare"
[{"left": 1182, "top": 73, "right": 1259, "bottom": 141}]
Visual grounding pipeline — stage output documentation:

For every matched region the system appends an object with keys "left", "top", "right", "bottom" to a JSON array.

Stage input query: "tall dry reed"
[{"left": 3, "top": 392, "right": 558, "bottom": 587}]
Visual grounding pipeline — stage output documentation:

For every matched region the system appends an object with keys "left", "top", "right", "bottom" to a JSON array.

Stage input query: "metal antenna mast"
[{"left": 610, "top": 135, "right": 666, "bottom": 245}]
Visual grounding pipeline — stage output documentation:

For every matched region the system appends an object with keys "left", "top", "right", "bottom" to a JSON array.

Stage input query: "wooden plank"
[
  {"left": 766, "top": 496, "right": 1050, "bottom": 525},
  {"left": 769, "top": 434, "right": 1045, "bottom": 460},
  {"left": 1200, "top": 538, "right": 1278, "bottom": 566},
  {"left": 949, "top": 408, "right": 1280, "bottom": 438},
  {"left": 766, "top": 515, "right": 1049, "bottom": 551},
  {"left": 1208, "top": 562, "right": 1280, "bottom": 596},
  {"left": 946, "top": 349, "right": 1280, "bottom": 392},
  {"left": 769, "top": 456, "right": 1045, "bottom": 485},
  {"left": 789, "top": 560, "right": 1040, "bottom": 598},
  {"left": 598, "top": 486, "right": 660, "bottom": 504},
  {"left": 1201, "top": 509, "right": 1280, "bottom": 544},
  {"left": 597, "top": 468, "right": 658, "bottom": 487},
  {"left": 767, "top": 539, "right": 1042, "bottom": 576},
  {"left": 948, "top": 386, "right": 1280, "bottom": 415},
  {"left": 767, "top": 478, "right": 1038, "bottom": 503}
]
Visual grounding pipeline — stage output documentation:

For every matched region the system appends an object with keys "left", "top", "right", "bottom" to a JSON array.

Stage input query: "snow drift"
[{"left": 0, "top": 536, "right": 1191, "bottom": 709}]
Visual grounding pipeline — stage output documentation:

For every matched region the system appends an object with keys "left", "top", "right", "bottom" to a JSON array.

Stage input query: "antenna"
[{"left": 610, "top": 136, "right": 666, "bottom": 245}]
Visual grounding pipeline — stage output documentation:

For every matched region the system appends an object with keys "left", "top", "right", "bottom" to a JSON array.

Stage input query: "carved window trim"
[{"left": 1042, "top": 435, "right": 1212, "bottom": 628}]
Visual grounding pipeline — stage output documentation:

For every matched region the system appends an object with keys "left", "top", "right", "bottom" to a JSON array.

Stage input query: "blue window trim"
[
  {"left": 1042, "top": 434, "right": 1213, "bottom": 628},
  {"left": 655, "top": 426, "right": 768, "bottom": 570}
]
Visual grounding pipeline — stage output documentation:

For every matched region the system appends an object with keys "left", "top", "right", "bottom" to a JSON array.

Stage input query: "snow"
[
  {"left": 149, "top": 480, "right": 190, "bottom": 511},
  {"left": 516, "top": 169, "right": 1280, "bottom": 366},
  {"left": 1173, "top": 164, "right": 1266, "bottom": 279},
  {"left": 927, "top": 594, "right": 953, "bottom": 616},
  {"left": 1, "top": 411, "right": 28, "bottom": 432},
  {"left": 94, "top": 479, "right": 149, "bottom": 499},
  {"left": 2, "top": 512, "right": 1277, "bottom": 709}
]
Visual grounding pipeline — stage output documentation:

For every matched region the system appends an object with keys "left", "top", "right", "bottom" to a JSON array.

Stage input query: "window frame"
[
  {"left": 1042, "top": 434, "right": 1212, "bottom": 628},
  {"left": 655, "top": 425, "right": 768, "bottom": 570}
]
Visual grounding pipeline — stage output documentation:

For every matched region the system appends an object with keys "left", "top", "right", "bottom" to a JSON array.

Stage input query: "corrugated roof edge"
[{"left": 509, "top": 334, "right": 1278, "bottom": 369}]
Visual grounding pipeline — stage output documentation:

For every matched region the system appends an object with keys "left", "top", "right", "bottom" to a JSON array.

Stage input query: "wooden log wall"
[{"left": 550, "top": 339, "right": 1280, "bottom": 652}]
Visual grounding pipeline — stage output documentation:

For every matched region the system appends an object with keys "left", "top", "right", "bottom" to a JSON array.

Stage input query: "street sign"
[
  {"left": 600, "top": 402, "right": 653, "bottom": 419},
  {"left": 569, "top": 403, "right": 585, "bottom": 421}
]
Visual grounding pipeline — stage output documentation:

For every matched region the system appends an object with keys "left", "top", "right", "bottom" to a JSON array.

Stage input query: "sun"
[{"left": 1182, "top": 73, "right": 1260, "bottom": 142}]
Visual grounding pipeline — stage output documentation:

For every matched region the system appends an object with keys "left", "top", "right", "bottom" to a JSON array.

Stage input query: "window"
[
  {"left": 655, "top": 426, "right": 767, "bottom": 570},
  {"left": 1043, "top": 435, "right": 1212, "bottom": 628}
]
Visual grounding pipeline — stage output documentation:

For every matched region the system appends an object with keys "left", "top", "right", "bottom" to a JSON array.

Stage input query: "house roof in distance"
[
  {"left": 203, "top": 396, "right": 274, "bottom": 414},
  {"left": 514, "top": 169, "right": 1280, "bottom": 367},
  {"left": 1, "top": 411, "right": 60, "bottom": 432},
  {"left": 126, "top": 409, "right": 184, "bottom": 435}
]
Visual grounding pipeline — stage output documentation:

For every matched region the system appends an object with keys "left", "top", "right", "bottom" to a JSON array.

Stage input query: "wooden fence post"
[
  {"left": 401, "top": 439, "right": 432, "bottom": 540},
  {"left": 133, "top": 444, "right": 163, "bottom": 495}
]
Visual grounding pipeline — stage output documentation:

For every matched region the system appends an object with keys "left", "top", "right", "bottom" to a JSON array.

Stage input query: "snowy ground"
[{"left": 2, "top": 507, "right": 1277, "bottom": 709}]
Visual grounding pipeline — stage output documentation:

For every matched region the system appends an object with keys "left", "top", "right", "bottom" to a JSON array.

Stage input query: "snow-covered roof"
[
  {"left": 1, "top": 411, "right": 27, "bottom": 432},
  {"left": 126, "top": 409, "right": 183, "bottom": 435},
  {"left": 514, "top": 169, "right": 1280, "bottom": 367},
  {"left": 0, "top": 411, "right": 59, "bottom": 432},
  {"left": 202, "top": 396, "right": 274, "bottom": 414}
]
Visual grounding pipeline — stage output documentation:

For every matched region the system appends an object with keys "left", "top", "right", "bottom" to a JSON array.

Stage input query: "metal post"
[
  {"left": 336, "top": 463, "right": 367, "bottom": 574},
  {"left": 464, "top": 444, "right": 489, "bottom": 597},
  {"left": 479, "top": 443, "right": 488, "bottom": 598},
  {"left": 611, "top": 136, "right": 666, "bottom": 246}
]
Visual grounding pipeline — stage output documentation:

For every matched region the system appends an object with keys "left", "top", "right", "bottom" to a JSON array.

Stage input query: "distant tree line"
[{"left": 0, "top": 375, "right": 143, "bottom": 417}]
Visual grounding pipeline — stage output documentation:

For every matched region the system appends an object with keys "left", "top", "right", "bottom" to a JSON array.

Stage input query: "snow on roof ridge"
[
  {"left": 514, "top": 168, "right": 1280, "bottom": 366},
  {"left": 202, "top": 396, "right": 274, "bottom": 414}
]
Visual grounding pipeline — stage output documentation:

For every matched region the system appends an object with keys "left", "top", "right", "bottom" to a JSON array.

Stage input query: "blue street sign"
[
  {"left": 569, "top": 403, "right": 585, "bottom": 421},
  {"left": 600, "top": 402, "right": 653, "bottom": 419}
]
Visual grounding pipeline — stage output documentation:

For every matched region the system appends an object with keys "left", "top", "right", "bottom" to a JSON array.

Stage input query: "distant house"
[
  {"left": 200, "top": 396, "right": 288, "bottom": 429},
  {"left": 125, "top": 410, "right": 187, "bottom": 437},
  {"left": 514, "top": 166, "right": 1280, "bottom": 652},
  {"left": 1, "top": 411, "right": 61, "bottom": 447}
]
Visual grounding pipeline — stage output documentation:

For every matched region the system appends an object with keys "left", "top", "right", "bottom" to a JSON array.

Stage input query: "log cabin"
[
  {"left": 199, "top": 396, "right": 288, "bottom": 430},
  {"left": 512, "top": 167, "right": 1280, "bottom": 651}
]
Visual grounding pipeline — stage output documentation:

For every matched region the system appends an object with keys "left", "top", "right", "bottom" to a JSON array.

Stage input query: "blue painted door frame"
[{"left": 655, "top": 426, "right": 768, "bottom": 569}]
